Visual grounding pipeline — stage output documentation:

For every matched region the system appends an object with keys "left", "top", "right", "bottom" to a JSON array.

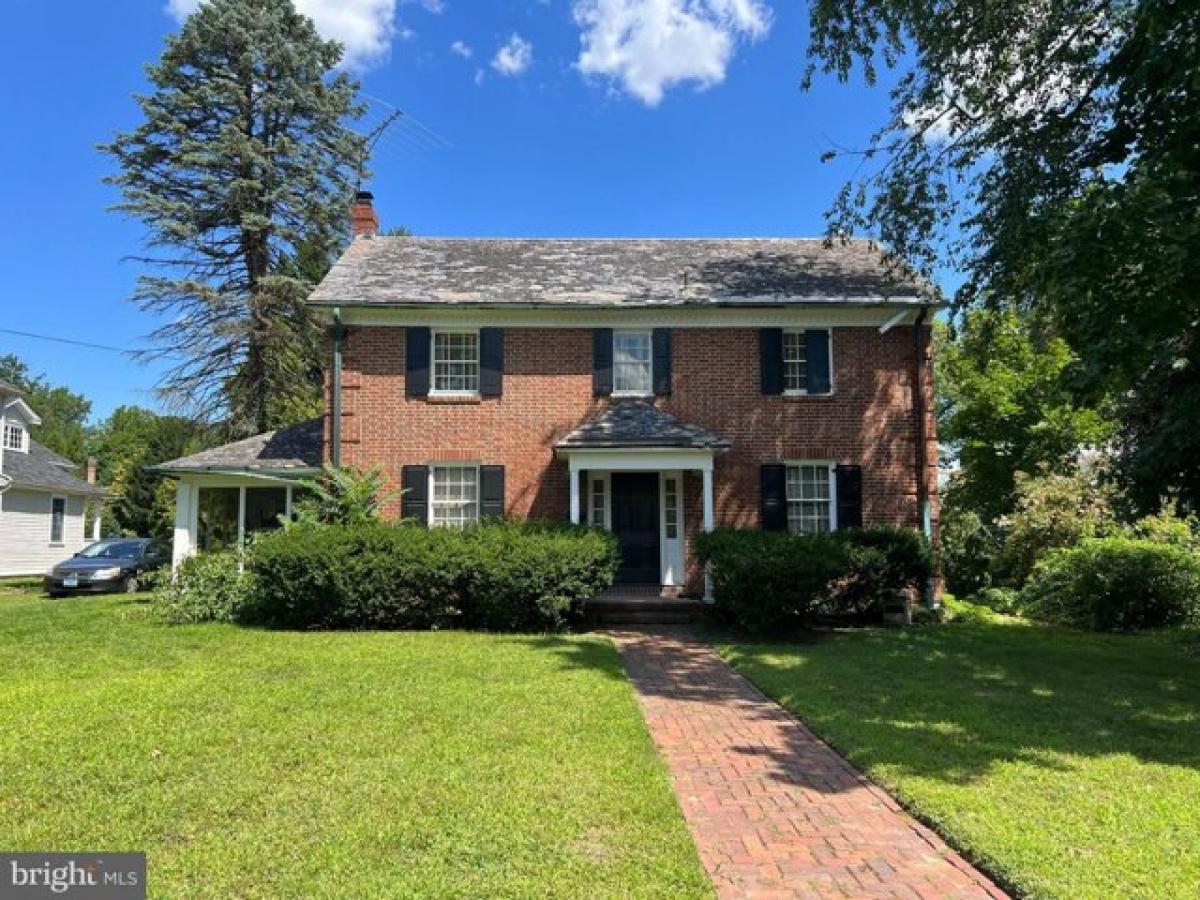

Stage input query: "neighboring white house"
[{"left": 0, "top": 380, "right": 107, "bottom": 577}]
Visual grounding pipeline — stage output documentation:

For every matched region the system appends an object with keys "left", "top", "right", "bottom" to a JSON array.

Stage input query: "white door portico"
[{"left": 555, "top": 401, "right": 728, "bottom": 596}]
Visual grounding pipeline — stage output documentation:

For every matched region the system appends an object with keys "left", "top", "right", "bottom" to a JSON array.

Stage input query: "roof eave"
[{"left": 308, "top": 296, "right": 943, "bottom": 311}]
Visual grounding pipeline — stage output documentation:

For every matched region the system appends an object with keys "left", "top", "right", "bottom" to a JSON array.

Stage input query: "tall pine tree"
[{"left": 102, "top": 0, "right": 365, "bottom": 435}]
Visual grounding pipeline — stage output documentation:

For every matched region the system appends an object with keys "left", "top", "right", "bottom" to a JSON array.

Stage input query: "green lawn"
[
  {"left": 0, "top": 587, "right": 710, "bottom": 899},
  {"left": 718, "top": 606, "right": 1200, "bottom": 899}
]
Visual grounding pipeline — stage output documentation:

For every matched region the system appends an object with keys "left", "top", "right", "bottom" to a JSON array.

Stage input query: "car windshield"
[{"left": 77, "top": 540, "right": 144, "bottom": 559}]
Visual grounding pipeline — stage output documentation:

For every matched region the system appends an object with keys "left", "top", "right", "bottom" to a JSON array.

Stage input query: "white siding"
[{"left": 0, "top": 489, "right": 88, "bottom": 576}]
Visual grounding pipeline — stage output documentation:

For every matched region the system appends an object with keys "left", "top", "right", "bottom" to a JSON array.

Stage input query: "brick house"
[{"left": 160, "top": 193, "right": 938, "bottom": 597}]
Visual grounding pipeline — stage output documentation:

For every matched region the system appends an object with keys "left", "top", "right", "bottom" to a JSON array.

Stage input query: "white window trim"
[
  {"left": 783, "top": 461, "right": 838, "bottom": 534},
  {"left": 781, "top": 329, "right": 834, "bottom": 397},
  {"left": 3, "top": 421, "right": 28, "bottom": 453},
  {"left": 428, "top": 463, "right": 481, "bottom": 529},
  {"left": 49, "top": 495, "right": 67, "bottom": 546},
  {"left": 429, "top": 328, "right": 481, "bottom": 397},
  {"left": 612, "top": 329, "right": 654, "bottom": 398},
  {"left": 589, "top": 472, "right": 611, "bottom": 530}
]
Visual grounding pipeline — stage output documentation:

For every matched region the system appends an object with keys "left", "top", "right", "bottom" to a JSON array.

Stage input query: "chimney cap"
[{"left": 354, "top": 190, "right": 374, "bottom": 202}]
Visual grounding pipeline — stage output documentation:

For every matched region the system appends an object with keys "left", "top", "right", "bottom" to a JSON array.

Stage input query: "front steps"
[{"left": 586, "top": 591, "right": 709, "bottom": 626}]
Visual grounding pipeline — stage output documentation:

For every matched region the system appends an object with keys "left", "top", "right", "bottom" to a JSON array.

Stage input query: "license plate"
[{"left": 62, "top": 575, "right": 78, "bottom": 588}]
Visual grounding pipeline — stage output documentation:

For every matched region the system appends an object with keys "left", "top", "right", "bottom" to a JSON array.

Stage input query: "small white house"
[{"left": 0, "top": 380, "right": 107, "bottom": 577}]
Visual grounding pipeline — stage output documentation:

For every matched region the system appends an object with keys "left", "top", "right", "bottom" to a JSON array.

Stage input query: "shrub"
[
  {"left": 938, "top": 496, "right": 1002, "bottom": 595},
  {"left": 828, "top": 526, "right": 934, "bottom": 618},
  {"left": 972, "top": 585, "right": 1022, "bottom": 615},
  {"left": 244, "top": 520, "right": 618, "bottom": 632},
  {"left": 997, "top": 470, "right": 1116, "bottom": 586},
  {"left": 1021, "top": 537, "right": 1200, "bottom": 632},
  {"left": 292, "top": 464, "right": 397, "bottom": 525},
  {"left": 1125, "top": 505, "right": 1200, "bottom": 551},
  {"left": 696, "top": 529, "right": 849, "bottom": 633},
  {"left": 457, "top": 521, "right": 620, "bottom": 631},
  {"left": 152, "top": 552, "right": 248, "bottom": 624}
]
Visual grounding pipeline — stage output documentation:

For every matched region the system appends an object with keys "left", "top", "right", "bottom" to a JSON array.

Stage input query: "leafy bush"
[
  {"left": 696, "top": 530, "right": 848, "bottom": 632},
  {"left": 696, "top": 526, "right": 933, "bottom": 632},
  {"left": 828, "top": 526, "right": 934, "bottom": 618},
  {"left": 1021, "top": 537, "right": 1200, "bottom": 632},
  {"left": 997, "top": 470, "right": 1116, "bottom": 586},
  {"left": 244, "top": 520, "right": 618, "bottom": 632},
  {"left": 972, "top": 585, "right": 1022, "bottom": 615},
  {"left": 152, "top": 552, "right": 248, "bottom": 624},
  {"left": 938, "top": 494, "right": 1002, "bottom": 595},
  {"left": 292, "top": 465, "right": 397, "bottom": 525},
  {"left": 457, "top": 521, "right": 620, "bottom": 631},
  {"left": 1125, "top": 505, "right": 1200, "bottom": 551}
]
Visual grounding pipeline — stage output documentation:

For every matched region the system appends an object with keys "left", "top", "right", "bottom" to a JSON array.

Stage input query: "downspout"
[
  {"left": 330, "top": 308, "right": 346, "bottom": 468},
  {"left": 911, "top": 304, "right": 934, "bottom": 606}
]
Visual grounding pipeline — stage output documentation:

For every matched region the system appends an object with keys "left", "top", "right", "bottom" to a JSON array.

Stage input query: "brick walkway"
[{"left": 611, "top": 628, "right": 1007, "bottom": 899}]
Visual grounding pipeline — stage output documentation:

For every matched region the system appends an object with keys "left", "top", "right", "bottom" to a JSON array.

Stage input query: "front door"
[{"left": 611, "top": 472, "right": 660, "bottom": 584}]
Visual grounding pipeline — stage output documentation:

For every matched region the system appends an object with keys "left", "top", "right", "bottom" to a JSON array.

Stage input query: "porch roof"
[
  {"left": 557, "top": 401, "right": 730, "bottom": 451},
  {"left": 154, "top": 419, "right": 323, "bottom": 476}
]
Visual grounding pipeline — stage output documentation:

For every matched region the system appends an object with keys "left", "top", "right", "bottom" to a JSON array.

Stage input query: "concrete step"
[{"left": 586, "top": 597, "right": 709, "bottom": 626}]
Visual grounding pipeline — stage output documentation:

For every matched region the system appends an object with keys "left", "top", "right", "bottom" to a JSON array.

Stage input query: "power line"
[{"left": 0, "top": 328, "right": 132, "bottom": 354}]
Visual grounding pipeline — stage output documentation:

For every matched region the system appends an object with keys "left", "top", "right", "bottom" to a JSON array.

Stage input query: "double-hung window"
[
  {"left": 432, "top": 330, "right": 480, "bottom": 394},
  {"left": 785, "top": 464, "right": 834, "bottom": 534},
  {"left": 613, "top": 330, "right": 652, "bottom": 395},
  {"left": 783, "top": 331, "right": 808, "bottom": 393},
  {"left": 431, "top": 465, "right": 479, "bottom": 529},
  {"left": 3, "top": 423, "right": 25, "bottom": 452}
]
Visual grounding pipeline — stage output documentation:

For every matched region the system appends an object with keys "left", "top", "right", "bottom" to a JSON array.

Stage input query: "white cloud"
[
  {"left": 474, "top": 68, "right": 486, "bottom": 86},
  {"left": 166, "top": 0, "right": 400, "bottom": 69},
  {"left": 491, "top": 34, "right": 533, "bottom": 77},
  {"left": 450, "top": 40, "right": 473, "bottom": 59},
  {"left": 572, "top": 0, "right": 771, "bottom": 106}
]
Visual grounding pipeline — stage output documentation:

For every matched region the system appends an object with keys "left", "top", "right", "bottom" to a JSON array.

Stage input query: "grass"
[
  {"left": 717, "top": 603, "right": 1200, "bottom": 899},
  {"left": 0, "top": 587, "right": 710, "bottom": 899}
]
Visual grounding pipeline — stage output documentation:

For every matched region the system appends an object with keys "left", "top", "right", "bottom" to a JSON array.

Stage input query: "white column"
[
  {"left": 91, "top": 504, "right": 101, "bottom": 540},
  {"left": 702, "top": 464, "right": 715, "bottom": 602},
  {"left": 172, "top": 481, "right": 196, "bottom": 571},
  {"left": 285, "top": 485, "right": 293, "bottom": 522},
  {"left": 568, "top": 458, "right": 581, "bottom": 524},
  {"left": 236, "top": 486, "right": 247, "bottom": 573}
]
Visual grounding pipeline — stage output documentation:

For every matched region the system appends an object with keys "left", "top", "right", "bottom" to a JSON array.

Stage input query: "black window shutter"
[
  {"left": 652, "top": 328, "right": 672, "bottom": 395},
  {"left": 479, "top": 328, "right": 504, "bottom": 397},
  {"left": 759, "top": 328, "right": 783, "bottom": 395},
  {"left": 401, "top": 465, "right": 429, "bottom": 525},
  {"left": 593, "top": 328, "right": 613, "bottom": 397},
  {"left": 405, "top": 327, "right": 431, "bottom": 397},
  {"left": 480, "top": 465, "right": 505, "bottom": 519},
  {"left": 835, "top": 464, "right": 863, "bottom": 530},
  {"left": 760, "top": 464, "right": 787, "bottom": 531},
  {"left": 806, "top": 329, "right": 832, "bottom": 394}
]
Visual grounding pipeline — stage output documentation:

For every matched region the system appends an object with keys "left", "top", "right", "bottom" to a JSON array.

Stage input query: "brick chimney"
[{"left": 351, "top": 191, "right": 380, "bottom": 237}]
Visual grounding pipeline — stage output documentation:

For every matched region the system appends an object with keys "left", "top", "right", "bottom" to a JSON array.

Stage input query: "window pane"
[
  {"left": 245, "top": 488, "right": 287, "bottom": 534},
  {"left": 664, "top": 477, "right": 679, "bottom": 539},
  {"left": 50, "top": 498, "right": 65, "bottom": 543},
  {"left": 433, "top": 332, "right": 479, "bottom": 393},
  {"left": 613, "top": 332, "right": 652, "bottom": 393},
  {"left": 591, "top": 478, "right": 606, "bottom": 527},
  {"left": 785, "top": 464, "right": 831, "bottom": 534},
  {"left": 783, "top": 331, "right": 808, "bottom": 393},
  {"left": 432, "top": 466, "right": 479, "bottom": 530}
]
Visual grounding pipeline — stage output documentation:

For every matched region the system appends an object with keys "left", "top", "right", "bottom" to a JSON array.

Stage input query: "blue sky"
[{"left": 0, "top": 0, "right": 918, "bottom": 422}]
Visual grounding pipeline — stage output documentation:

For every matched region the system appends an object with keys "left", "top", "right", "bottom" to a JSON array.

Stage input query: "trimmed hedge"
[
  {"left": 243, "top": 520, "right": 619, "bottom": 632},
  {"left": 1020, "top": 537, "right": 1200, "bottom": 632},
  {"left": 695, "top": 526, "right": 933, "bottom": 633}
]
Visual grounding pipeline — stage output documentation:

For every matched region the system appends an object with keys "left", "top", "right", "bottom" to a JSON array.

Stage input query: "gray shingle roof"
[
  {"left": 307, "top": 238, "right": 933, "bottom": 308},
  {"left": 558, "top": 401, "right": 730, "bottom": 450},
  {"left": 2, "top": 440, "right": 106, "bottom": 496},
  {"left": 155, "top": 419, "right": 323, "bottom": 474}
]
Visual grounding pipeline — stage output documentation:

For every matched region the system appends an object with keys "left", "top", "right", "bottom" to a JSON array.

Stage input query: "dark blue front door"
[{"left": 611, "top": 472, "right": 660, "bottom": 584}]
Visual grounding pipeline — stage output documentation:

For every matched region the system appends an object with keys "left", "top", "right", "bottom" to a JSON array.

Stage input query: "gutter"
[
  {"left": 329, "top": 308, "right": 347, "bottom": 468},
  {"left": 911, "top": 304, "right": 934, "bottom": 607},
  {"left": 306, "top": 297, "right": 945, "bottom": 312}
]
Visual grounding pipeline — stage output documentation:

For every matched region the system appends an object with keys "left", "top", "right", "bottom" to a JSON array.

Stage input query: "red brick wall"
[{"left": 326, "top": 325, "right": 938, "bottom": 591}]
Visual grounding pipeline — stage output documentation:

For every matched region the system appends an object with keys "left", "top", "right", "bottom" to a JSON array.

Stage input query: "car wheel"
[
  {"left": 46, "top": 591, "right": 62, "bottom": 599},
  {"left": 123, "top": 575, "right": 140, "bottom": 594}
]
